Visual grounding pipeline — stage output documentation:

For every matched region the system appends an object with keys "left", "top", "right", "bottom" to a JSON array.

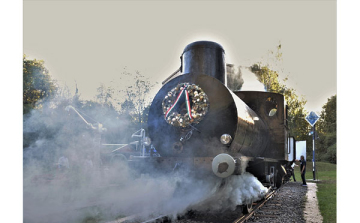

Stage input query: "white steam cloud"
[
  {"left": 239, "top": 67, "right": 266, "bottom": 91},
  {"left": 191, "top": 173, "right": 268, "bottom": 212},
  {"left": 226, "top": 65, "right": 266, "bottom": 91},
  {"left": 23, "top": 97, "right": 268, "bottom": 223},
  {"left": 24, "top": 162, "right": 267, "bottom": 222}
]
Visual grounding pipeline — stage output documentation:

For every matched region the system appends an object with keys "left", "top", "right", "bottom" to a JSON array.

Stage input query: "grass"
[{"left": 293, "top": 161, "right": 336, "bottom": 223}]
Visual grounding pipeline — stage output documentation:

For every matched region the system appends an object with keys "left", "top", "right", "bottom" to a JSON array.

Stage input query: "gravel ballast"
[
  {"left": 172, "top": 182, "right": 309, "bottom": 223},
  {"left": 246, "top": 182, "right": 307, "bottom": 223}
]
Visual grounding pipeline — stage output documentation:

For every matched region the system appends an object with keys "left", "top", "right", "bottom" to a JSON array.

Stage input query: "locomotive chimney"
[{"left": 181, "top": 41, "right": 226, "bottom": 84}]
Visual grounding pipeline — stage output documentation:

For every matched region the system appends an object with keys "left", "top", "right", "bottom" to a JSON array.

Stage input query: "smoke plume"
[
  {"left": 226, "top": 65, "right": 266, "bottom": 91},
  {"left": 190, "top": 173, "right": 268, "bottom": 212},
  {"left": 23, "top": 97, "right": 267, "bottom": 223}
]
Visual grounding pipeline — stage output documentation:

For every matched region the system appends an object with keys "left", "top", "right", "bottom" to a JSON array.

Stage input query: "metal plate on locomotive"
[{"left": 162, "top": 82, "right": 210, "bottom": 128}]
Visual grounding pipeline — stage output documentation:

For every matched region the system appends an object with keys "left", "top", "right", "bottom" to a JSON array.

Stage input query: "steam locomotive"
[{"left": 129, "top": 41, "right": 296, "bottom": 188}]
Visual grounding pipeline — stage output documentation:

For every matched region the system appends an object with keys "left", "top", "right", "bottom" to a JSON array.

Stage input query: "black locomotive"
[{"left": 130, "top": 41, "right": 295, "bottom": 188}]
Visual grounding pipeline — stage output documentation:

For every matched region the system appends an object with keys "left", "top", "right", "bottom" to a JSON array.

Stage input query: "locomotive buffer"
[{"left": 305, "top": 111, "right": 320, "bottom": 180}]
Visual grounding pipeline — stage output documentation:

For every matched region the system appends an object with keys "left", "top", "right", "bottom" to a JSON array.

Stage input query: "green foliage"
[
  {"left": 318, "top": 95, "right": 337, "bottom": 133},
  {"left": 316, "top": 95, "right": 336, "bottom": 163},
  {"left": 23, "top": 55, "right": 57, "bottom": 114},
  {"left": 323, "top": 143, "right": 336, "bottom": 164}
]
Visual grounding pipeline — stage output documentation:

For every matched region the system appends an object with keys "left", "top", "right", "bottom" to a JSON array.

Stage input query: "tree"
[
  {"left": 318, "top": 95, "right": 336, "bottom": 133},
  {"left": 96, "top": 83, "right": 114, "bottom": 106},
  {"left": 118, "top": 69, "right": 157, "bottom": 129},
  {"left": 316, "top": 95, "right": 336, "bottom": 163},
  {"left": 23, "top": 55, "right": 57, "bottom": 114}
]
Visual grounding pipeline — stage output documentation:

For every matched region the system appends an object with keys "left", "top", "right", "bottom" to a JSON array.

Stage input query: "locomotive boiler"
[{"left": 131, "top": 41, "right": 295, "bottom": 187}]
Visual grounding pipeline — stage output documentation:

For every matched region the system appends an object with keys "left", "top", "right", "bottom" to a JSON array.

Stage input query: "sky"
[{"left": 23, "top": 0, "right": 336, "bottom": 113}]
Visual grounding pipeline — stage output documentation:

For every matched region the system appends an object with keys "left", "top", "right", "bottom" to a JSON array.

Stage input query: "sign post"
[{"left": 305, "top": 111, "right": 320, "bottom": 180}]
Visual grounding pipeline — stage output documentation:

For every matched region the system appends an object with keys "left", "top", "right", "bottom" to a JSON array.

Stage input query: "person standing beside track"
[{"left": 299, "top": 155, "right": 307, "bottom": 186}]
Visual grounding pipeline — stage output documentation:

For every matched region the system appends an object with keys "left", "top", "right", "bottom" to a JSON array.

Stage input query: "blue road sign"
[{"left": 305, "top": 111, "right": 320, "bottom": 126}]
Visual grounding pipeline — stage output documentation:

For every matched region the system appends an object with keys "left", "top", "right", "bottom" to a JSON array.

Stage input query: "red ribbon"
[{"left": 165, "top": 84, "right": 192, "bottom": 120}]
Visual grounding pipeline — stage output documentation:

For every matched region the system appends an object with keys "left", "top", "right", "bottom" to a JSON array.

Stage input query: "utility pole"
[{"left": 312, "top": 124, "right": 316, "bottom": 180}]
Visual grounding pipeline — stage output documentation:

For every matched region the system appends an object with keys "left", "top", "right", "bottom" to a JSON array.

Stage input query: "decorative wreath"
[{"left": 162, "top": 82, "right": 210, "bottom": 128}]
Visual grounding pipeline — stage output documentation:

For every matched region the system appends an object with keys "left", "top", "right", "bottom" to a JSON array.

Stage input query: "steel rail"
[{"left": 232, "top": 189, "right": 277, "bottom": 223}]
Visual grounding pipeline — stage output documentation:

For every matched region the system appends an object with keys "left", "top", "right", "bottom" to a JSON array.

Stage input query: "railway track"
[{"left": 233, "top": 189, "right": 277, "bottom": 223}]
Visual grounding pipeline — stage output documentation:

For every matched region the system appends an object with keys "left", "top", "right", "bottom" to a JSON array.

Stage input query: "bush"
[{"left": 323, "top": 143, "right": 336, "bottom": 164}]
